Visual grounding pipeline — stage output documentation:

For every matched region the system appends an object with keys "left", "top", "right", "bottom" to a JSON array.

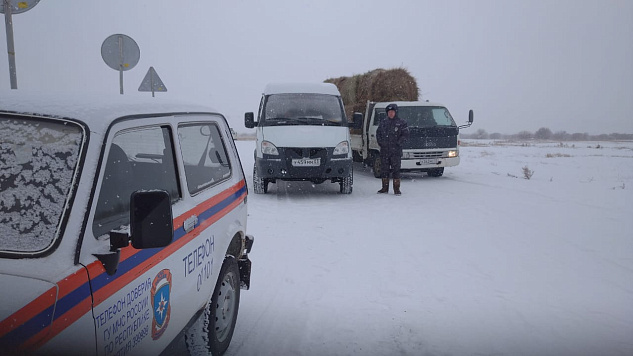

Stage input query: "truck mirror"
[
  {"left": 468, "top": 110, "right": 474, "bottom": 124},
  {"left": 130, "top": 190, "right": 173, "bottom": 249},
  {"left": 351, "top": 112, "right": 363, "bottom": 129},
  {"left": 245, "top": 112, "right": 255, "bottom": 128}
]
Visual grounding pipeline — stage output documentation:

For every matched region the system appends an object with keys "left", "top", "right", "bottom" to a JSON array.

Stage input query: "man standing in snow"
[{"left": 376, "top": 103, "right": 409, "bottom": 195}]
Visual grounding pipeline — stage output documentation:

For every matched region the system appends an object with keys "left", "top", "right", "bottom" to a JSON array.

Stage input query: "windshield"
[
  {"left": 375, "top": 106, "right": 456, "bottom": 128},
  {"left": 261, "top": 93, "right": 346, "bottom": 126},
  {"left": 0, "top": 116, "right": 84, "bottom": 254}
]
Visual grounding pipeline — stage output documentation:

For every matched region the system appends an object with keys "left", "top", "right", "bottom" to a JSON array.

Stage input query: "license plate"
[
  {"left": 418, "top": 158, "right": 437, "bottom": 165},
  {"left": 292, "top": 158, "right": 320, "bottom": 167}
]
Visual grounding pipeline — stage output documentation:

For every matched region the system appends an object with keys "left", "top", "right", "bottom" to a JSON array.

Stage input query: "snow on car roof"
[
  {"left": 263, "top": 82, "right": 341, "bottom": 96},
  {"left": 0, "top": 90, "right": 218, "bottom": 132}
]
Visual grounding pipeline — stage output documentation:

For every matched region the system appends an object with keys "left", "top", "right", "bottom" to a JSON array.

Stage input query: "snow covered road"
[{"left": 171, "top": 139, "right": 633, "bottom": 356}]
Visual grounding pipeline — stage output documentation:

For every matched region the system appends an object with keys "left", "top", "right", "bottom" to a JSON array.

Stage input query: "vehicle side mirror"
[
  {"left": 245, "top": 112, "right": 255, "bottom": 129},
  {"left": 459, "top": 110, "right": 474, "bottom": 129},
  {"left": 130, "top": 190, "right": 173, "bottom": 249},
  {"left": 351, "top": 112, "right": 363, "bottom": 129}
]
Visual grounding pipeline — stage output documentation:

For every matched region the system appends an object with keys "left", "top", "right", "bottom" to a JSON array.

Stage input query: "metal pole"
[
  {"left": 150, "top": 69, "right": 155, "bottom": 97},
  {"left": 4, "top": 0, "right": 17, "bottom": 89},
  {"left": 118, "top": 35, "right": 123, "bottom": 94}
]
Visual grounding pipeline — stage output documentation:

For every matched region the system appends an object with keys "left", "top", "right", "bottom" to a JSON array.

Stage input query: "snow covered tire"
[
  {"left": 185, "top": 257, "right": 241, "bottom": 356},
  {"left": 253, "top": 165, "right": 268, "bottom": 194},
  {"left": 339, "top": 172, "right": 353, "bottom": 194},
  {"left": 427, "top": 168, "right": 444, "bottom": 177}
]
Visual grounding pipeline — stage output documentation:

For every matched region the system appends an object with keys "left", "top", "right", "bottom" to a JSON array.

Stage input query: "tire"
[
  {"left": 339, "top": 172, "right": 353, "bottom": 194},
  {"left": 186, "top": 257, "right": 241, "bottom": 356},
  {"left": 427, "top": 168, "right": 444, "bottom": 177},
  {"left": 372, "top": 154, "right": 381, "bottom": 178},
  {"left": 253, "top": 165, "right": 268, "bottom": 194}
]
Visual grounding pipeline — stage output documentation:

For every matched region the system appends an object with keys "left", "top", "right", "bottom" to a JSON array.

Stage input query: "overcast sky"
[{"left": 1, "top": 0, "right": 632, "bottom": 134}]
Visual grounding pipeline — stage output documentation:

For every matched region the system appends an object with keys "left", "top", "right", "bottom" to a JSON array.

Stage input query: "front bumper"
[
  {"left": 238, "top": 234, "right": 254, "bottom": 290},
  {"left": 256, "top": 147, "right": 353, "bottom": 181},
  {"left": 400, "top": 156, "right": 460, "bottom": 170}
]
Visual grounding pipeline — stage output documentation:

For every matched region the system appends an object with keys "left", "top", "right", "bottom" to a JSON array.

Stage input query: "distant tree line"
[{"left": 462, "top": 128, "right": 633, "bottom": 141}]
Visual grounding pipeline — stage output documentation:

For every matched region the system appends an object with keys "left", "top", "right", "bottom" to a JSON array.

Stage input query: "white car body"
[
  {"left": 0, "top": 91, "right": 253, "bottom": 355},
  {"left": 351, "top": 101, "right": 473, "bottom": 177},
  {"left": 245, "top": 83, "right": 354, "bottom": 194}
]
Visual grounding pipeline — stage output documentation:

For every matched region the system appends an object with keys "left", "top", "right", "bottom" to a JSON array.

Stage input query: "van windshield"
[
  {"left": 0, "top": 116, "right": 84, "bottom": 254},
  {"left": 262, "top": 93, "right": 346, "bottom": 126}
]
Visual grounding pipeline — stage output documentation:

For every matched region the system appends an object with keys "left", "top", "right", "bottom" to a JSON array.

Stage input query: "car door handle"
[{"left": 183, "top": 215, "right": 198, "bottom": 233}]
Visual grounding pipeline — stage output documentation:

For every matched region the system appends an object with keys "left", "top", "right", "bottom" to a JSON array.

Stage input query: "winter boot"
[
  {"left": 377, "top": 178, "right": 389, "bottom": 194},
  {"left": 393, "top": 179, "right": 402, "bottom": 195}
]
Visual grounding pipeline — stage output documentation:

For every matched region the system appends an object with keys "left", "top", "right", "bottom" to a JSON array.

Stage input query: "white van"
[
  {"left": 244, "top": 83, "right": 354, "bottom": 194},
  {"left": 0, "top": 91, "right": 253, "bottom": 355}
]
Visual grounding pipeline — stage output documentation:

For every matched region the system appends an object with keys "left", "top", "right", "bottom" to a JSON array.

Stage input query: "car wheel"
[
  {"left": 339, "top": 172, "right": 353, "bottom": 194},
  {"left": 186, "top": 257, "right": 241, "bottom": 356},
  {"left": 253, "top": 165, "right": 268, "bottom": 193},
  {"left": 372, "top": 154, "right": 381, "bottom": 178},
  {"left": 427, "top": 168, "right": 444, "bottom": 177}
]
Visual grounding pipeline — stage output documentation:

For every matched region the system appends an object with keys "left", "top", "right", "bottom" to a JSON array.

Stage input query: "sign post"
[
  {"left": 101, "top": 34, "right": 140, "bottom": 94},
  {"left": 1, "top": 0, "right": 40, "bottom": 89}
]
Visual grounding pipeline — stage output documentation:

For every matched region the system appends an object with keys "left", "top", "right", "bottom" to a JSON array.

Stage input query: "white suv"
[{"left": 0, "top": 91, "right": 253, "bottom": 355}]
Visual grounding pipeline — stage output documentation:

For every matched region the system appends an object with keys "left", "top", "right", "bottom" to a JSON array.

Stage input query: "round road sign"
[{"left": 101, "top": 34, "right": 140, "bottom": 72}]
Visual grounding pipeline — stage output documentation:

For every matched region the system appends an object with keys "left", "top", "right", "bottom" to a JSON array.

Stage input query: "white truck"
[
  {"left": 245, "top": 83, "right": 355, "bottom": 194},
  {"left": 351, "top": 101, "right": 473, "bottom": 177}
]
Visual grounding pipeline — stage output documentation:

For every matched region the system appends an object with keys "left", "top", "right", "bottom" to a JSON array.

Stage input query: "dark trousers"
[{"left": 380, "top": 152, "right": 402, "bottom": 179}]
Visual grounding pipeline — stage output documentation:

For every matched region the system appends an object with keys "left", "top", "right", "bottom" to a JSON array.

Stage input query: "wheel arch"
[{"left": 225, "top": 231, "right": 245, "bottom": 259}]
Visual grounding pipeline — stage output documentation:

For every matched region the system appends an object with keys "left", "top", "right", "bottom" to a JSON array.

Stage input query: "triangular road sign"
[{"left": 138, "top": 67, "right": 167, "bottom": 96}]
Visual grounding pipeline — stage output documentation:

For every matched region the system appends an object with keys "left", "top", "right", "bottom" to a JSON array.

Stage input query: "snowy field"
[{"left": 172, "top": 139, "right": 633, "bottom": 356}]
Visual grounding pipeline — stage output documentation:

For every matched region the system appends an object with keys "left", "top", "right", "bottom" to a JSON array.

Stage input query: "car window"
[
  {"left": 178, "top": 123, "right": 232, "bottom": 195},
  {"left": 373, "top": 109, "right": 385, "bottom": 126},
  {"left": 92, "top": 125, "right": 180, "bottom": 238},
  {"left": 0, "top": 116, "right": 84, "bottom": 253}
]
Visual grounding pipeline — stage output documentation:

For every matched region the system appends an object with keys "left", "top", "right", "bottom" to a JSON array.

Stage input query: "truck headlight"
[
  {"left": 448, "top": 150, "right": 458, "bottom": 158},
  {"left": 261, "top": 140, "right": 279, "bottom": 156},
  {"left": 333, "top": 141, "right": 349, "bottom": 156}
]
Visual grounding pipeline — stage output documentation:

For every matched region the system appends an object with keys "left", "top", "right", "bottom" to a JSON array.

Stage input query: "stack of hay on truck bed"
[{"left": 324, "top": 67, "right": 420, "bottom": 119}]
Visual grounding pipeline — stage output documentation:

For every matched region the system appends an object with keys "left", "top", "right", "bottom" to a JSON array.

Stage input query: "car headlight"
[
  {"left": 448, "top": 150, "right": 458, "bottom": 158},
  {"left": 333, "top": 141, "right": 349, "bottom": 156},
  {"left": 261, "top": 140, "right": 279, "bottom": 156}
]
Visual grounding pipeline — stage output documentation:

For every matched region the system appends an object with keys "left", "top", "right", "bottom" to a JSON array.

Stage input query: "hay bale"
[{"left": 325, "top": 67, "right": 419, "bottom": 118}]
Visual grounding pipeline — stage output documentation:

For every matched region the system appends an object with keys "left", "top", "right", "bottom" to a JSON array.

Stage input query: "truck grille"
[{"left": 408, "top": 151, "right": 446, "bottom": 159}]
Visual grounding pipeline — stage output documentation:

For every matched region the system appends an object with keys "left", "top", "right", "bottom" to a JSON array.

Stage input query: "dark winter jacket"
[{"left": 376, "top": 115, "right": 409, "bottom": 156}]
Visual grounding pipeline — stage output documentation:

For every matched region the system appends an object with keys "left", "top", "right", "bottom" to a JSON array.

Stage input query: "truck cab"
[
  {"left": 351, "top": 101, "right": 473, "bottom": 177},
  {"left": 245, "top": 83, "right": 354, "bottom": 194}
]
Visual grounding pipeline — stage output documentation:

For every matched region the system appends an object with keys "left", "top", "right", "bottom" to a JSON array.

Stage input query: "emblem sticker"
[{"left": 151, "top": 269, "right": 172, "bottom": 340}]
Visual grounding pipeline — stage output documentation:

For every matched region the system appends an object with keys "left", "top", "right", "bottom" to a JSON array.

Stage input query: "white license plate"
[
  {"left": 292, "top": 158, "right": 321, "bottom": 167},
  {"left": 418, "top": 158, "right": 437, "bottom": 165}
]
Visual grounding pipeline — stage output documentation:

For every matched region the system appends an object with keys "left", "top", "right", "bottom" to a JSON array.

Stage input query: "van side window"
[
  {"left": 178, "top": 123, "right": 232, "bottom": 195},
  {"left": 93, "top": 126, "right": 180, "bottom": 238}
]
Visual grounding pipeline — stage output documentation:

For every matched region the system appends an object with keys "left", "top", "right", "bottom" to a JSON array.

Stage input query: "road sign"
[
  {"left": 0, "top": 0, "right": 40, "bottom": 14},
  {"left": 101, "top": 34, "right": 140, "bottom": 94},
  {"left": 138, "top": 66, "right": 167, "bottom": 97}
]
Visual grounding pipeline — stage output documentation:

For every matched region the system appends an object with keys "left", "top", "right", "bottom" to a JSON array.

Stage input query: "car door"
[{"left": 81, "top": 119, "right": 193, "bottom": 356}]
